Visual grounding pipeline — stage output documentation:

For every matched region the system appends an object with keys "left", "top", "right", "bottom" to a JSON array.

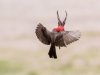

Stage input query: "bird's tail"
[{"left": 48, "top": 44, "right": 57, "bottom": 59}]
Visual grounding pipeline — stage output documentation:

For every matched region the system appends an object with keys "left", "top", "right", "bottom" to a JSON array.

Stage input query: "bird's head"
[{"left": 54, "top": 26, "right": 64, "bottom": 32}]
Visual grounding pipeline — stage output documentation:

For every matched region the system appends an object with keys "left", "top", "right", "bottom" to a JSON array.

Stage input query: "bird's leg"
[
  {"left": 59, "top": 46, "right": 60, "bottom": 49},
  {"left": 62, "top": 11, "right": 67, "bottom": 26},
  {"left": 57, "top": 11, "right": 63, "bottom": 26}
]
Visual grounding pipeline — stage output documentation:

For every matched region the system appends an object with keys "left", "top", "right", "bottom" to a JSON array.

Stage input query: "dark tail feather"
[
  {"left": 53, "top": 45, "right": 57, "bottom": 59},
  {"left": 48, "top": 44, "right": 57, "bottom": 59}
]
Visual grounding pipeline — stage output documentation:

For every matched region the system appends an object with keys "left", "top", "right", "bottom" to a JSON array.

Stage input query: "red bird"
[{"left": 35, "top": 11, "right": 81, "bottom": 59}]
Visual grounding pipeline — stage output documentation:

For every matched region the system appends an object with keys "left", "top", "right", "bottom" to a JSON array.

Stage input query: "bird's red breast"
[{"left": 53, "top": 25, "right": 64, "bottom": 32}]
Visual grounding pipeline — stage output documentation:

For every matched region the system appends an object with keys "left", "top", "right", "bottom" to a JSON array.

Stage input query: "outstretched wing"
[
  {"left": 55, "top": 30, "right": 81, "bottom": 47},
  {"left": 35, "top": 23, "right": 51, "bottom": 45}
]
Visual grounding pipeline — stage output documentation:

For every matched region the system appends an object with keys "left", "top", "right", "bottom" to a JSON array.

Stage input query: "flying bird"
[{"left": 35, "top": 11, "right": 81, "bottom": 59}]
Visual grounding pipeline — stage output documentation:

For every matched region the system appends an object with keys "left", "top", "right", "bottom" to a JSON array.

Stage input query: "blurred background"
[{"left": 0, "top": 0, "right": 100, "bottom": 75}]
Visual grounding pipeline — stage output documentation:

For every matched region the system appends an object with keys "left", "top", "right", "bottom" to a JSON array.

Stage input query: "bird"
[{"left": 35, "top": 11, "right": 81, "bottom": 59}]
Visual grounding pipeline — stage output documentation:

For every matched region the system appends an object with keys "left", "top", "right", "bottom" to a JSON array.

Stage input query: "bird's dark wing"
[
  {"left": 55, "top": 30, "right": 81, "bottom": 47},
  {"left": 35, "top": 23, "right": 51, "bottom": 45}
]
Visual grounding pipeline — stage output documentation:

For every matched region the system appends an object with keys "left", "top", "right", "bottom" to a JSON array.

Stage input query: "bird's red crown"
[{"left": 53, "top": 25, "right": 64, "bottom": 32}]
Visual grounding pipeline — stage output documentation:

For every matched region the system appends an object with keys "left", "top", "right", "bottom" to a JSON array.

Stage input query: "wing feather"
[
  {"left": 35, "top": 23, "right": 51, "bottom": 45},
  {"left": 55, "top": 30, "right": 81, "bottom": 47}
]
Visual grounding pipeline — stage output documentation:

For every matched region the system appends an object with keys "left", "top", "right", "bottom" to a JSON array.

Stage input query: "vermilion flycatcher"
[{"left": 35, "top": 11, "right": 81, "bottom": 59}]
